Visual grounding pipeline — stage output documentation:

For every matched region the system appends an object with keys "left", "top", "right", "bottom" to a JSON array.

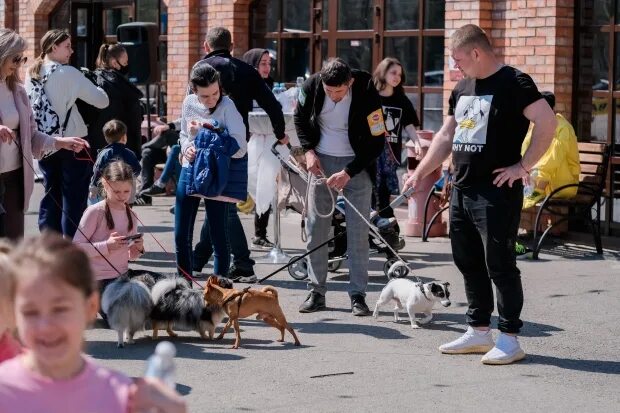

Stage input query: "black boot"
[
  {"left": 351, "top": 294, "right": 371, "bottom": 316},
  {"left": 299, "top": 292, "right": 326, "bottom": 313}
]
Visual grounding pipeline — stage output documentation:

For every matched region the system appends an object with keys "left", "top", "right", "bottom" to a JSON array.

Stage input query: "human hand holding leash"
[
  {"left": 278, "top": 133, "right": 290, "bottom": 145},
  {"left": 54, "top": 137, "right": 89, "bottom": 152},
  {"left": 0, "top": 125, "right": 15, "bottom": 143},
  {"left": 305, "top": 150, "right": 322, "bottom": 176},
  {"left": 326, "top": 169, "right": 351, "bottom": 191},
  {"left": 402, "top": 172, "right": 419, "bottom": 194}
]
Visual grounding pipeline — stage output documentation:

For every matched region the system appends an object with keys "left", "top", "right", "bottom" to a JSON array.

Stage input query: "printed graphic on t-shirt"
[
  {"left": 383, "top": 106, "right": 402, "bottom": 144},
  {"left": 453, "top": 95, "right": 493, "bottom": 153}
]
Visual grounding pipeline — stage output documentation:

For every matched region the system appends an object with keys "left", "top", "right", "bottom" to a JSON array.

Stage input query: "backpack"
[
  {"left": 27, "top": 63, "right": 71, "bottom": 137},
  {"left": 75, "top": 67, "right": 100, "bottom": 129}
]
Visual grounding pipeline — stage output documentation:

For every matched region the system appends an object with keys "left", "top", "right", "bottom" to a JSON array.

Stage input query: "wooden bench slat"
[
  {"left": 577, "top": 142, "right": 607, "bottom": 152},
  {"left": 579, "top": 153, "right": 605, "bottom": 163}
]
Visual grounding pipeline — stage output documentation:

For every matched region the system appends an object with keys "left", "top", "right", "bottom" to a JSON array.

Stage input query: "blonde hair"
[
  {"left": 450, "top": 24, "right": 493, "bottom": 53},
  {"left": 28, "top": 29, "right": 70, "bottom": 81},
  {"left": 0, "top": 29, "right": 27, "bottom": 92}
]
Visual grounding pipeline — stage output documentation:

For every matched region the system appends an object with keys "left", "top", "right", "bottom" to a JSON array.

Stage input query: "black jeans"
[
  {"left": 139, "top": 146, "right": 167, "bottom": 192},
  {"left": 450, "top": 183, "right": 524, "bottom": 334},
  {"left": 0, "top": 168, "right": 25, "bottom": 240}
]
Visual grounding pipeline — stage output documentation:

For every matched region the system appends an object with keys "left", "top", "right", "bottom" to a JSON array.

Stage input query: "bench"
[{"left": 529, "top": 142, "right": 611, "bottom": 259}]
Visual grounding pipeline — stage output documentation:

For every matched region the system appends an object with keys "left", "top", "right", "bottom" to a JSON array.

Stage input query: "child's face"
[
  {"left": 103, "top": 180, "right": 133, "bottom": 206},
  {"left": 14, "top": 271, "right": 98, "bottom": 373},
  {"left": 385, "top": 64, "right": 403, "bottom": 88}
]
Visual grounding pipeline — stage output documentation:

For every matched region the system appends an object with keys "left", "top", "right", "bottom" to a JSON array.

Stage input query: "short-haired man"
[
  {"left": 295, "top": 58, "right": 385, "bottom": 316},
  {"left": 191, "top": 27, "right": 288, "bottom": 283},
  {"left": 403, "top": 24, "right": 556, "bottom": 364}
]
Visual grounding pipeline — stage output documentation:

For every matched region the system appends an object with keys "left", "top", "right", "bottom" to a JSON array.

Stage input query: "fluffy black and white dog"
[
  {"left": 150, "top": 276, "right": 233, "bottom": 340},
  {"left": 101, "top": 272, "right": 158, "bottom": 348},
  {"left": 373, "top": 279, "right": 451, "bottom": 328}
]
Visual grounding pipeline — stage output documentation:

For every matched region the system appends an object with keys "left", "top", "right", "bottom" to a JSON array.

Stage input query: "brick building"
[{"left": 1, "top": 0, "right": 618, "bottom": 231}]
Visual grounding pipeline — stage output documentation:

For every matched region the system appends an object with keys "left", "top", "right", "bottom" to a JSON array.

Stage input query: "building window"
[
  {"left": 576, "top": 0, "right": 620, "bottom": 228},
  {"left": 250, "top": 0, "right": 445, "bottom": 132}
]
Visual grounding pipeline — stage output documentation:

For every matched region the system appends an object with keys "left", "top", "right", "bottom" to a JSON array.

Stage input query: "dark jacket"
[
  {"left": 196, "top": 50, "right": 285, "bottom": 141},
  {"left": 89, "top": 69, "right": 144, "bottom": 156},
  {"left": 186, "top": 126, "right": 240, "bottom": 199},
  {"left": 294, "top": 70, "right": 386, "bottom": 178},
  {"left": 90, "top": 142, "right": 142, "bottom": 188}
]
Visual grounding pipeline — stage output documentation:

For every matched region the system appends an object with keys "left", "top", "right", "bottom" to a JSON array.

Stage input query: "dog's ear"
[
  {"left": 430, "top": 283, "right": 442, "bottom": 294},
  {"left": 207, "top": 276, "right": 217, "bottom": 285}
]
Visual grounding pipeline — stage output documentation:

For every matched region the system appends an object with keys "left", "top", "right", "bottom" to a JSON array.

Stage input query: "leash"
[{"left": 13, "top": 138, "right": 125, "bottom": 276}]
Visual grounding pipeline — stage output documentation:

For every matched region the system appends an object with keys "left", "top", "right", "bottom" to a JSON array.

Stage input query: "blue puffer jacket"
[{"left": 186, "top": 124, "right": 240, "bottom": 198}]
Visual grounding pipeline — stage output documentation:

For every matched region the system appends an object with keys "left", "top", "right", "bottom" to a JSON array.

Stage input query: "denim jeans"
[
  {"left": 450, "top": 183, "right": 524, "bottom": 334},
  {"left": 193, "top": 205, "right": 255, "bottom": 272},
  {"left": 159, "top": 144, "right": 182, "bottom": 185},
  {"left": 38, "top": 150, "right": 92, "bottom": 238},
  {"left": 175, "top": 167, "right": 230, "bottom": 276},
  {"left": 306, "top": 153, "right": 372, "bottom": 298}
]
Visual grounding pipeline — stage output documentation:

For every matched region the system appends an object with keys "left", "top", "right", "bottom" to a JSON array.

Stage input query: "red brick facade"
[
  {"left": 0, "top": 0, "right": 578, "bottom": 121},
  {"left": 444, "top": 0, "right": 574, "bottom": 119}
]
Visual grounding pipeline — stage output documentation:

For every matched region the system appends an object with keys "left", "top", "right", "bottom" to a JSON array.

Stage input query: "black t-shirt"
[
  {"left": 380, "top": 93, "right": 420, "bottom": 160},
  {"left": 448, "top": 65, "right": 542, "bottom": 187}
]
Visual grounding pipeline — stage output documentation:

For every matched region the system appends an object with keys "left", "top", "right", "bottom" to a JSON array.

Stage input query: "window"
[
  {"left": 250, "top": 0, "right": 445, "bottom": 131},
  {"left": 575, "top": 0, "right": 620, "bottom": 229}
]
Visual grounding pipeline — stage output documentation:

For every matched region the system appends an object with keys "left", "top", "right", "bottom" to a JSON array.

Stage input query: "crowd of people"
[{"left": 0, "top": 21, "right": 569, "bottom": 411}]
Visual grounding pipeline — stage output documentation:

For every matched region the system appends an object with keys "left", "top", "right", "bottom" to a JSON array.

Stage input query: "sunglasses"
[{"left": 12, "top": 55, "right": 27, "bottom": 65}]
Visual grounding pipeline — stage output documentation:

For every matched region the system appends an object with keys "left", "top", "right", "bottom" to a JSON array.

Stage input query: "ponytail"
[
  {"left": 28, "top": 29, "right": 70, "bottom": 81},
  {"left": 96, "top": 42, "right": 126, "bottom": 70}
]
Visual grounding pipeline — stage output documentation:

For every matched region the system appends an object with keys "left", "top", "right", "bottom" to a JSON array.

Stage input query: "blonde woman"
[
  {"left": 26, "top": 29, "right": 109, "bottom": 238},
  {"left": 0, "top": 29, "right": 89, "bottom": 239}
]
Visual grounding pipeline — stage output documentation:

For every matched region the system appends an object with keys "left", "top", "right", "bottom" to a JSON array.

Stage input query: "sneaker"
[
  {"left": 351, "top": 294, "right": 371, "bottom": 316},
  {"left": 140, "top": 184, "right": 167, "bottom": 197},
  {"left": 439, "top": 327, "right": 495, "bottom": 354},
  {"left": 299, "top": 292, "right": 326, "bottom": 313},
  {"left": 228, "top": 266, "right": 255, "bottom": 282},
  {"left": 515, "top": 241, "right": 532, "bottom": 257},
  {"left": 481, "top": 333, "right": 526, "bottom": 365},
  {"left": 132, "top": 195, "right": 152, "bottom": 206},
  {"left": 252, "top": 237, "right": 275, "bottom": 249}
]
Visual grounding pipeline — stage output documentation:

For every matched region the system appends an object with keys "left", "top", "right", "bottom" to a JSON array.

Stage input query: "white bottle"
[
  {"left": 524, "top": 168, "right": 539, "bottom": 197},
  {"left": 144, "top": 341, "right": 176, "bottom": 389}
]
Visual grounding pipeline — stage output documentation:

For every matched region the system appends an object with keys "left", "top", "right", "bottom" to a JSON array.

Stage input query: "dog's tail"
[
  {"left": 151, "top": 277, "right": 189, "bottom": 304},
  {"left": 101, "top": 276, "right": 153, "bottom": 315},
  {"left": 261, "top": 286, "right": 279, "bottom": 298}
]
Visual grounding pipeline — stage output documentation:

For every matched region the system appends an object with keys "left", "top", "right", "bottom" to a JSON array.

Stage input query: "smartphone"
[{"left": 122, "top": 233, "right": 143, "bottom": 241}]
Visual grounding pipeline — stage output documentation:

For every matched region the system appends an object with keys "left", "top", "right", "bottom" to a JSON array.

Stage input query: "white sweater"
[
  {"left": 179, "top": 95, "right": 247, "bottom": 167},
  {"left": 25, "top": 60, "right": 109, "bottom": 138}
]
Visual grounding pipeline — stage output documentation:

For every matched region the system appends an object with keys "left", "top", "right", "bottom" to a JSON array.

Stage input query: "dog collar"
[{"left": 418, "top": 283, "right": 431, "bottom": 301}]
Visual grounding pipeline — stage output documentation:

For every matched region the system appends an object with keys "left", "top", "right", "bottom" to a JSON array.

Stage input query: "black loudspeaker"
[{"left": 117, "top": 22, "right": 160, "bottom": 84}]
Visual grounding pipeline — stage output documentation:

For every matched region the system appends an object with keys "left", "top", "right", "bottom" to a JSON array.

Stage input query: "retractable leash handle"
[{"left": 388, "top": 186, "right": 416, "bottom": 209}]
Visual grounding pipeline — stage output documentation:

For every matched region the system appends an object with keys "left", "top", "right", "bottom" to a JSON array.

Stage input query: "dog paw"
[{"left": 411, "top": 324, "right": 421, "bottom": 329}]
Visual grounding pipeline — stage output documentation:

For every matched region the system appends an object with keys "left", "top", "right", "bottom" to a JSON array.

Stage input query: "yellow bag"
[
  {"left": 521, "top": 113, "right": 580, "bottom": 209},
  {"left": 236, "top": 195, "right": 255, "bottom": 215}
]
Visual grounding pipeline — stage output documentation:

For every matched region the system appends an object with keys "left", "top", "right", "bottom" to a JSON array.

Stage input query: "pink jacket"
[{"left": 11, "top": 83, "right": 56, "bottom": 210}]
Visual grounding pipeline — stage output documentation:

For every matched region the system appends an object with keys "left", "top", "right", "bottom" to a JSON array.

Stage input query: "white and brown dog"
[{"left": 373, "top": 279, "right": 451, "bottom": 328}]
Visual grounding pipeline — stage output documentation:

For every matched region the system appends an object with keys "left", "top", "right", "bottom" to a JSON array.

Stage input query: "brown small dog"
[{"left": 203, "top": 276, "right": 301, "bottom": 349}]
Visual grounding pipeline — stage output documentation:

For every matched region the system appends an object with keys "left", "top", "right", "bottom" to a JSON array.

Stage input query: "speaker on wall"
[{"left": 117, "top": 22, "right": 160, "bottom": 84}]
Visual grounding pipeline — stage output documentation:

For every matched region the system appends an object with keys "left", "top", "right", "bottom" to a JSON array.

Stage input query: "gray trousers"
[{"left": 306, "top": 153, "right": 372, "bottom": 297}]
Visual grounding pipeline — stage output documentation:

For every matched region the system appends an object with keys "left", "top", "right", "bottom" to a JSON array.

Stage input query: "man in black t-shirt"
[{"left": 403, "top": 24, "right": 557, "bottom": 365}]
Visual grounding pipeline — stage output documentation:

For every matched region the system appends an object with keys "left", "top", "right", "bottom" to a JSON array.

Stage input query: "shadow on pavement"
[
  {"left": 525, "top": 354, "right": 620, "bottom": 375},
  {"left": 292, "top": 319, "right": 410, "bottom": 340},
  {"left": 86, "top": 339, "right": 246, "bottom": 361}
]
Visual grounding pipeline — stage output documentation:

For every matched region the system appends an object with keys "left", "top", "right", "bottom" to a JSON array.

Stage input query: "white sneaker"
[
  {"left": 481, "top": 333, "right": 526, "bottom": 365},
  {"left": 439, "top": 327, "right": 495, "bottom": 354}
]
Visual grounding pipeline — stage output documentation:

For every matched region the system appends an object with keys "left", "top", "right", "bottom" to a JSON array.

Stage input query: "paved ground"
[{"left": 24, "top": 185, "right": 620, "bottom": 412}]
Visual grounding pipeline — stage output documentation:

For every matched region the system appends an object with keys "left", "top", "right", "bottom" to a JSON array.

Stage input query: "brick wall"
[
  {"left": 167, "top": 0, "right": 251, "bottom": 120},
  {"left": 444, "top": 0, "right": 574, "bottom": 119}
]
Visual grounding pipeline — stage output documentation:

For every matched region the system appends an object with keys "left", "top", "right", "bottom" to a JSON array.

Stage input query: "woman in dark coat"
[{"left": 89, "top": 43, "right": 143, "bottom": 157}]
